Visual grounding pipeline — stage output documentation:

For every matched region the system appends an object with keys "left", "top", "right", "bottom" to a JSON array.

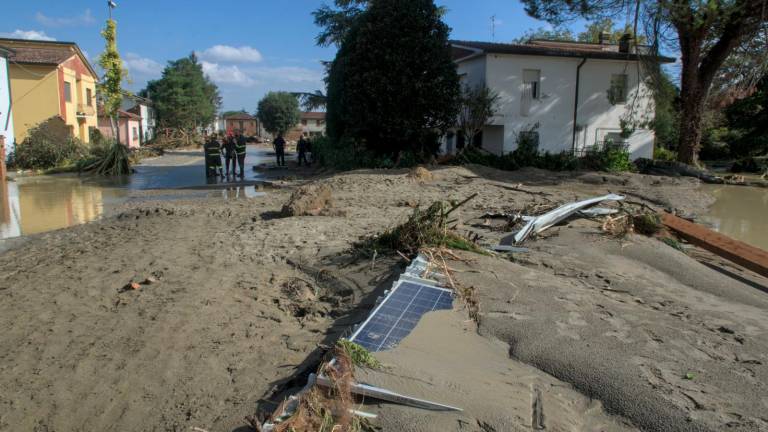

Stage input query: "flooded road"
[
  {"left": 0, "top": 147, "right": 270, "bottom": 240},
  {"left": 701, "top": 184, "right": 768, "bottom": 250}
]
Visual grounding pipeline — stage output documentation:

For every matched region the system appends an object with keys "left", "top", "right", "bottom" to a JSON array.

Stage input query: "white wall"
[
  {"left": 464, "top": 53, "right": 654, "bottom": 160},
  {"left": 0, "top": 56, "right": 14, "bottom": 155}
]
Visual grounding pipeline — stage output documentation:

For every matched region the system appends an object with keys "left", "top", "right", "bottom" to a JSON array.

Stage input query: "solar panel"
[{"left": 349, "top": 280, "right": 454, "bottom": 352}]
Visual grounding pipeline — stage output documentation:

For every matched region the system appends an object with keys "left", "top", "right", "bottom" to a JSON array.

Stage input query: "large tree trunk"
[{"left": 677, "top": 83, "right": 707, "bottom": 165}]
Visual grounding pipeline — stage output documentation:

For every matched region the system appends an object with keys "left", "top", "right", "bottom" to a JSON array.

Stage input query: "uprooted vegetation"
[
  {"left": 358, "top": 195, "right": 485, "bottom": 256},
  {"left": 265, "top": 344, "right": 375, "bottom": 432}
]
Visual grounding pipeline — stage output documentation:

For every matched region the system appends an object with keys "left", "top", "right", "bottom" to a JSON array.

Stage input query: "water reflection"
[
  {"left": 0, "top": 147, "right": 271, "bottom": 240},
  {"left": 702, "top": 184, "right": 768, "bottom": 250},
  {"left": 0, "top": 176, "right": 128, "bottom": 239}
]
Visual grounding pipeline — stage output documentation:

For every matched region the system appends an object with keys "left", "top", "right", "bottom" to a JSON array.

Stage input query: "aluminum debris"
[{"left": 513, "top": 194, "right": 625, "bottom": 244}]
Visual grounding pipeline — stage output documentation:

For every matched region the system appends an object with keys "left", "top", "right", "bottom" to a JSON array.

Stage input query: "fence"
[{"left": 573, "top": 139, "right": 629, "bottom": 157}]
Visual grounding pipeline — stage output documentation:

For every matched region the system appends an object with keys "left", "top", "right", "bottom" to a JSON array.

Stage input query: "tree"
[
  {"left": 724, "top": 76, "right": 768, "bottom": 157},
  {"left": 324, "top": 0, "right": 460, "bottom": 159},
  {"left": 519, "top": 0, "right": 768, "bottom": 165},
  {"left": 256, "top": 92, "right": 301, "bottom": 136},
  {"left": 97, "top": 19, "right": 127, "bottom": 143},
  {"left": 142, "top": 54, "right": 220, "bottom": 131},
  {"left": 313, "top": 0, "right": 368, "bottom": 47},
  {"left": 513, "top": 26, "right": 575, "bottom": 43},
  {"left": 576, "top": 18, "right": 646, "bottom": 44},
  {"left": 457, "top": 84, "right": 499, "bottom": 150}
]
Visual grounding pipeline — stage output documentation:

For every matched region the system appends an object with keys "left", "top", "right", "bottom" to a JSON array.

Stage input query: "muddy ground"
[{"left": 1, "top": 163, "right": 767, "bottom": 431}]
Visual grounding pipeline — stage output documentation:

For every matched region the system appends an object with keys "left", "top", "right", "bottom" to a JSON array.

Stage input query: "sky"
[{"left": 3, "top": 0, "right": 586, "bottom": 111}]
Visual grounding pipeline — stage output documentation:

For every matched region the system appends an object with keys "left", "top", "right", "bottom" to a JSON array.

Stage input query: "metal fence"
[{"left": 573, "top": 140, "right": 629, "bottom": 157}]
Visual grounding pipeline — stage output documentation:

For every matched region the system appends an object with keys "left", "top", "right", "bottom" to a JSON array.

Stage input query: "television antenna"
[
  {"left": 491, "top": 15, "right": 496, "bottom": 40},
  {"left": 107, "top": 1, "right": 117, "bottom": 19}
]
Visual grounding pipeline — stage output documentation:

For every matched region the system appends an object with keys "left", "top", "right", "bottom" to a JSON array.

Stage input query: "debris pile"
[
  {"left": 281, "top": 183, "right": 340, "bottom": 217},
  {"left": 406, "top": 166, "right": 434, "bottom": 183}
]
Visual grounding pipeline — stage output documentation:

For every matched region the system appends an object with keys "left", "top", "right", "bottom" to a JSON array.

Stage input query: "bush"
[
  {"left": 653, "top": 145, "right": 677, "bottom": 161},
  {"left": 12, "top": 117, "right": 87, "bottom": 169},
  {"left": 583, "top": 146, "right": 633, "bottom": 172},
  {"left": 731, "top": 156, "right": 768, "bottom": 173},
  {"left": 312, "top": 135, "right": 419, "bottom": 170}
]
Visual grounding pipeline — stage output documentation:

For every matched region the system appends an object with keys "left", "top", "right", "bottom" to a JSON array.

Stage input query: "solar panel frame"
[{"left": 349, "top": 280, "right": 454, "bottom": 352}]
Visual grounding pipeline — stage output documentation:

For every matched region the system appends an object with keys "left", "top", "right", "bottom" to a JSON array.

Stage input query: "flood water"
[
  {"left": 701, "top": 184, "right": 768, "bottom": 251},
  {"left": 0, "top": 147, "right": 270, "bottom": 241}
]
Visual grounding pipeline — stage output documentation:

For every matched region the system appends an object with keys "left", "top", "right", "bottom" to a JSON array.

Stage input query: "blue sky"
[{"left": 3, "top": 1, "right": 580, "bottom": 111}]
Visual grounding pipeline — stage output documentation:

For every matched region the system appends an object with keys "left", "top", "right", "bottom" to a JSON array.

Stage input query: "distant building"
[
  {"left": 446, "top": 39, "right": 675, "bottom": 160},
  {"left": 0, "top": 45, "right": 14, "bottom": 155},
  {"left": 1, "top": 37, "right": 98, "bottom": 144},
  {"left": 296, "top": 112, "right": 326, "bottom": 137},
  {"left": 120, "top": 94, "right": 156, "bottom": 144},
  {"left": 223, "top": 112, "right": 261, "bottom": 137},
  {"left": 97, "top": 107, "right": 142, "bottom": 148}
]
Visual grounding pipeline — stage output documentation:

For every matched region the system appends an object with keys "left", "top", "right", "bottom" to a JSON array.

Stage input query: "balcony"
[{"left": 76, "top": 104, "right": 96, "bottom": 118}]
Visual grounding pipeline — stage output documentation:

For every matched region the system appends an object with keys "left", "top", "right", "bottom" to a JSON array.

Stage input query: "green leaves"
[
  {"left": 256, "top": 92, "right": 301, "bottom": 135},
  {"left": 143, "top": 54, "right": 221, "bottom": 130},
  {"left": 97, "top": 19, "right": 127, "bottom": 119}
]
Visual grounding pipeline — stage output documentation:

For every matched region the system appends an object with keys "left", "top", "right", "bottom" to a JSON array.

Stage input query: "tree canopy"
[
  {"left": 323, "top": 0, "right": 459, "bottom": 159},
  {"left": 256, "top": 92, "right": 301, "bottom": 136},
  {"left": 97, "top": 19, "right": 127, "bottom": 121},
  {"left": 142, "top": 54, "right": 220, "bottom": 130},
  {"left": 518, "top": 0, "right": 768, "bottom": 164}
]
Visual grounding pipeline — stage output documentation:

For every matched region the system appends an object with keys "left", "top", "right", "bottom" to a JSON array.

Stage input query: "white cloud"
[
  {"left": 0, "top": 29, "right": 56, "bottom": 41},
  {"left": 201, "top": 61, "right": 256, "bottom": 87},
  {"left": 35, "top": 9, "right": 95, "bottom": 28},
  {"left": 124, "top": 53, "right": 164, "bottom": 76},
  {"left": 249, "top": 66, "right": 324, "bottom": 83},
  {"left": 197, "top": 45, "right": 263, "bottom": 63}
]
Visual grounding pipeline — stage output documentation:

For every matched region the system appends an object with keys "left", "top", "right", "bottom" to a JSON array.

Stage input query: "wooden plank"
[{"left": 660, "top": 212, "right": 768, "bottom": 278}]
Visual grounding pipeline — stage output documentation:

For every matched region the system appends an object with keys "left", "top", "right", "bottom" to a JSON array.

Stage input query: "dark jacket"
[
  {"left": 235, "top": 135, "right": 247, "bottom": 155},
  {"left": 273, "top": 136, "right": 286, "bottom": 150}
]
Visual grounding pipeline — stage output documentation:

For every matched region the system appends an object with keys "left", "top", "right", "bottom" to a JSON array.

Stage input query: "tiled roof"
[
  {"left": 224, "top": 112, "right": 255, "bottom": 120},
  {"left": 450, "top": 40, "right": 676, "bottom": 63},
  {"left": 0, "top": 37, "right": 98, "bottom": 76},
  {"left": 98, "top": 106, "right": 141, "bottom": 120},
  {"left": 301, "top": 112, "right": 325, "bottom": 120}
]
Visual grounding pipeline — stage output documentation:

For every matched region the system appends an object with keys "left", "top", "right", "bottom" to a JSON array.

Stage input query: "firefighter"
[
  {"left": 296, "top": 134, "right": 310, "bottom": 166},
  {"left": 223, "top": 132, "right": 237, "bottom": 177},
  {"left": 204, "top": 134, "right": 224, "bottom": 178},
  {"left": 235, "top": 131, "right": 247, "bottom": 179},
  {"left": 273, "top": 133, "right": 286, "bottom": 167}
]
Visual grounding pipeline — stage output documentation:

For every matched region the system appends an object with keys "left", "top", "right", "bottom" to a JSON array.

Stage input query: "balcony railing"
[
  {"left": 76, "top": 104, "right": 96, "bottom": 117},
  {"left": 574, "top": 139, "right": 629, "bottom": 157}
]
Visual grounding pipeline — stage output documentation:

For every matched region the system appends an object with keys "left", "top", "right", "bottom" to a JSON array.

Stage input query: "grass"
[
  {"left": 632, "top": 213, "right": 663, "bottom": 236},
  {"left": 336, "top": 340, "right": 382, "bottom": 369},
  {"left": 661, "top": 237, "right": 687, "bottom": 253}
]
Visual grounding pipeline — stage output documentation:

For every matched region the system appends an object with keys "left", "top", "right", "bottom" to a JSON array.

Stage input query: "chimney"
[
  {"left": 599, "top": 31, "right": 611, "bottom": 45},
  {"left": 619, "top": 33, "right": 632, "bottom": 53}
]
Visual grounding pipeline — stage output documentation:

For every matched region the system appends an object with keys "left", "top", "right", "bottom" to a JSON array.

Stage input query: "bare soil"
[{"left": 1, "top": 163, "right": 766, "bottom": 431}]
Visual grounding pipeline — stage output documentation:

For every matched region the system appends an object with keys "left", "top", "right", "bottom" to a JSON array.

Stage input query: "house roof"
[
  {"left": 0, "top": 37, "right": 98, "bottom": 77},
  {"left": 98, "top": 106, "right": 141, "bottom": 120},
  {"left": 450, "top": 39, "right": 676, "bottom": 63},
  {"left": 224, "top": 112, "right": 255, "bottom": 120},
  {"left": 301, "top": 112, "right": 325, "bottom": 120}
]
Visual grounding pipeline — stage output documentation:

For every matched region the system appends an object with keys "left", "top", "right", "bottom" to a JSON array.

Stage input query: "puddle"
[
  {"left": 0, "top": 147, "right": 271, "bottom": 241},
  {"left": 701, "top": 184, "right": 768, "bottom": 250}
]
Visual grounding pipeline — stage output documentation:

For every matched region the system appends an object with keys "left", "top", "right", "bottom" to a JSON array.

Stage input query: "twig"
[{"left": 445, "top": 193, "right": 479, "bottom": 216}]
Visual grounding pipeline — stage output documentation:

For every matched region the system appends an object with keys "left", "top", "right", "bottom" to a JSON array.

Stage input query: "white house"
[
  {"left": 120, "top": 94, "right": 156, "bottom": 145},
  {"left": 446, "top": 39, "right": 675, "bottom": 160},
  {"left": 0, "top": 45, "right": 14, "bottom": 156},
  {"left": 296, "top": 112, "right": 326, "bottom": 137}
]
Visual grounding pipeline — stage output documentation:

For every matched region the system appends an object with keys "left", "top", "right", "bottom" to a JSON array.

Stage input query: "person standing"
[
  {"left": 204, "top": 134, "right": 224, "bottom": 178},
  {"left": 296, "top": 134, "right": 310, "bottom": 167},
  {"left": 273, "top": 133, "right": 286, "bottom": 167},
  {"left": 235, "top": 132, "right": 247, "bottom": 179},
  {"left": 223, "top": 133, "right": 237, "bottom": 177}
]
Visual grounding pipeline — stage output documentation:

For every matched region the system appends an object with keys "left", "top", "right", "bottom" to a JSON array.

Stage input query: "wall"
[
  {"left": 0, "top": 56, "right": 14, "bottom": 153},
  {"left": 475, "top": 53, "right": 654, "bottom": 159},
  {"left": 60, "top": 56, "right": 97, "bottom": 144},
  {"left": 8, "top": 63, "right": 59, "bottom": 144},
  {"left": 97, "top": 116, "right": 140, "bottom": 147}
]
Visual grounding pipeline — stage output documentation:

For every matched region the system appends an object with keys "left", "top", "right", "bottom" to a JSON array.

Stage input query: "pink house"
[{"left": 97, "top": 108, "right": 142, "bottom": 148}]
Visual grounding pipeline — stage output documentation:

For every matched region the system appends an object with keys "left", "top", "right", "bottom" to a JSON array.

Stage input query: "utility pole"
[{"left": 107, "top": 1, "right": 117, "bottom": 20}]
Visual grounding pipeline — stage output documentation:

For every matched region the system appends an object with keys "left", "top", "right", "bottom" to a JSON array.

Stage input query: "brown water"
[{"left": 702, "top": 184, "right": 768, "bottom": 250}]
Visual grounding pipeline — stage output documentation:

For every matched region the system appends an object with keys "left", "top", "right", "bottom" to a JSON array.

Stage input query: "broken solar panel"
[{"left": 349, "top": 280, "right": 454, "bottom": 352}]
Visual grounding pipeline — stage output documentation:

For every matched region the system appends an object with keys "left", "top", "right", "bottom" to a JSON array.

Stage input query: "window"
[
  {"left": 238, "top": 120, "right": 244, "bottom": 130},
  {"left": 301, "top": 119, "right": 308, "bottom": 126},
  {"left": 86, "top": 88, "right": 93, "bottom": 106},
  {"left": 64, "top": 82, "right": 72, "bottom": 102},
  {"left": 609, "top": 74, "right": 628, "bottom": 104},
  {"left": 521, "top": 69, "right": 541, "bottom": 116}
]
